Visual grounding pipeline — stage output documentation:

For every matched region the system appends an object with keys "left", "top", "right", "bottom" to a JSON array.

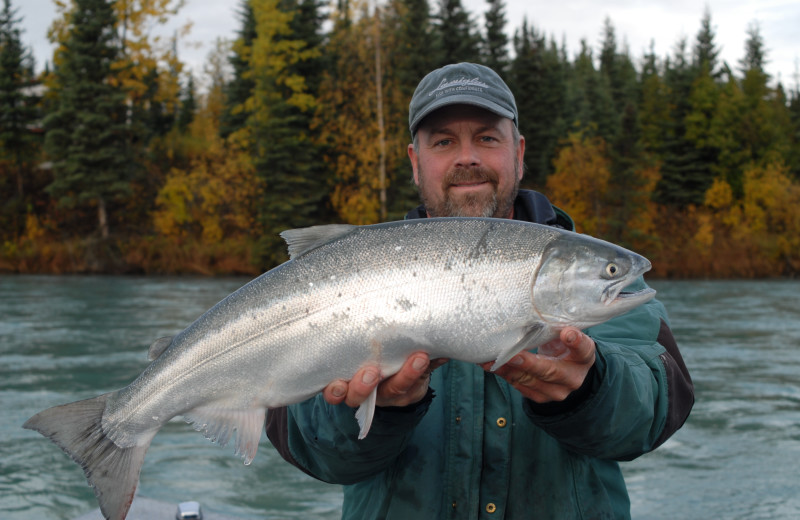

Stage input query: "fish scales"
[{"left": 107, "top": 219, "right": 556, "bottom": 435}]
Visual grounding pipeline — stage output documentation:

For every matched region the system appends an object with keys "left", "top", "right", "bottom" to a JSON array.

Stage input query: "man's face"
[{"left": 408, "top": 104, "right": 525, "bottom": 219}]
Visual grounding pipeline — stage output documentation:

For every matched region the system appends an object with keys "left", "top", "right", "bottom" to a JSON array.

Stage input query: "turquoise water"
[{"left": 2, "top": 275, "right": 799, "bottom": 519}]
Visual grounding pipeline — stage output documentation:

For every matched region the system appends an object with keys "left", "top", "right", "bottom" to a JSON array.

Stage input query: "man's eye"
[{"left": 434, "top": 139, "right": 452, "bottom": 147}]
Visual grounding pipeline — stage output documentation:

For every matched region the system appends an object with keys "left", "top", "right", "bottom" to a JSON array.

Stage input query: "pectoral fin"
[{"left": 489, "top": 324, "right": 550, "bottom": 371}]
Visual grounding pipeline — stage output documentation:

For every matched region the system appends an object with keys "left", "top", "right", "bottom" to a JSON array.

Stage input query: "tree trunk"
[{"left": 97, "top": 197, "right": 109, "bottom": 239}]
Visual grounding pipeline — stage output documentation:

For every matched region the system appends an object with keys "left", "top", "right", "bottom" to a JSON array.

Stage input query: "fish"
[{"left": 23, "top": 217, "right": 656, "bottom": 520}]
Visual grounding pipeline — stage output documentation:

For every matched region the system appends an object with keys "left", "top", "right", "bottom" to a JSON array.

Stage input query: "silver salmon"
[{"left": 24, "top": 217, "right": 655, "bottom": 520}]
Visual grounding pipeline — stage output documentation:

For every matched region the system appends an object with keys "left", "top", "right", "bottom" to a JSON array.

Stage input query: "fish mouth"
[{"left": 602, "top": 280, "right": 656, "bottom": 306}]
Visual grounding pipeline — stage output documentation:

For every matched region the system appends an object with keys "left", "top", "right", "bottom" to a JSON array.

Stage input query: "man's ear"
[
  {"left": 516, "top": 135, "right": 526, "bottom": 181},
  {"left": 408, "top": 143, "right": 420, "bottom": 186}
]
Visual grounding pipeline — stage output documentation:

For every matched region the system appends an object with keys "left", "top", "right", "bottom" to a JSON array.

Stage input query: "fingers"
[
  {"left": 375, "top": 353, "right": 429, "bottom": 405},
  {"left": 482, "top": 327, "right": 596, "bottom": 403},
  {"left": 344, "top": 366, "right": 382, "bottom": 408},
  {"left": 322, "top": 353, "right": 448, "bottom": 408}
]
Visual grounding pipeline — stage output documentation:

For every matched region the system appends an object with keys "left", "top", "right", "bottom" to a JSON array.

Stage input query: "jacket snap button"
[
  {"left": 496, "top": 417, "right": 507, "bottom": 428},
  {"left": 486, "top": 502, "right": 497, "bottom": 513}
]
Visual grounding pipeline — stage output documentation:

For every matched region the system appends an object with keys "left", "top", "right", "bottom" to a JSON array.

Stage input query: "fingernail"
[
  {"left": 331, "top": 384, "right": 345, "bottom": 397},
  {"left": 362, "top": 369, "right": 378, "bottom": 385},
  {"left": 510, "top": 355, "right": 524, "bottom": 366},
  {"left": 565, "top": 331, "right": 577, "bottom": 344},
  {"left": 412, "top": 357, "right": 427, "bottom": 371}
]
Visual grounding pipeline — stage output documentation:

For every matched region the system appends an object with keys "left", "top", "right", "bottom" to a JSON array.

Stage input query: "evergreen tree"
[
  {"left": 434, "top": 0, "right": 480, "bottom": 65},
  {"left": 656, "top": 37, "right": 707, "bottom": 206},
  {"left": 44, "top": 0, "right": 130, "bottom": 239},
  {"left": 739, "top": 22, "right": 768, "bottom": 77},
  {"left": 177, "top": 72, "right": 197, "bottom": 131},
  {"left": 564, "top": 39, "right": 617, "bottom": 142},
  {"left": 387, "top": 0, "right": 438, "bottom": 102},
  {"left": 0, "top": 0, "right": 37, "bottom": 202},
  {"left": 638, "top": 41, "right": 670, "bottom": 156},
  {"left": 248, "top": 0, "right": 327, "bottom": 267},
  {"left": 509, "top": 20, "right": 565, "bottom": 187},
  {"left": 693, "top": 7, "right": 720, "bottom": 77},
  {"left": 679, "top": 11, "right": 723, "bottom": 203},
  {"left": 598, "top": 18, "right": 637, "bottom": 138},
  {"left": 709, "top": 23, "right": 791, "bottom": 195},
  {"left": 384, "top": 0, "right": 439, "bottom": 218},
  {"left": 787, "top": 83, "right": 800, "bottom": 176},
  {"left": 220, "top": 0, "right": 257, "bottom": 139},
  {"left": 481, "top": 0, "right": 509, "bottom": 73}
]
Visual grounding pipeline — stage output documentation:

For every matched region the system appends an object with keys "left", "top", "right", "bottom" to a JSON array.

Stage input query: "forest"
[{"left": 1, "top": 0, "right": 799, "bottom": 278}]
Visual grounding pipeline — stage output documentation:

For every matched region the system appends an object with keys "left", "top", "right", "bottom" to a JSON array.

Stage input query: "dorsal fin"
[
  {"left": 148, "top": 336, "right": 174, "bottom": 361},
  {"left": 279, "top": 224, "right": 356, "bottom": 259}
]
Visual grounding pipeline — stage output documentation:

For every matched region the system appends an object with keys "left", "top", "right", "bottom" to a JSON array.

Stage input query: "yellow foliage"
[
  {"left": 742, "top": 162, "right": 800, "bottom": 259},
  {"left": 693, "top": 212, "right": 715, "bottom": 251},
  {"left": 546, "top": 132, "right": 611, "bottom": 236},
  {"left": 23, "top": 213, "right": 46, "bottom": 242},
  {"left": 622, "top": 164, "right": 662, "bottom": 251},
  {"left": 249, "top": 0, "right": 320, "bottom": 118},
  {"left": 313, "top": 1, "right": 399, "bottom": 225},
  {"left": 704, "top": 177, "right": 733, "bottom": 210},
  {"left": 153, "top": 117, "right": 259, "bottom": 244}
]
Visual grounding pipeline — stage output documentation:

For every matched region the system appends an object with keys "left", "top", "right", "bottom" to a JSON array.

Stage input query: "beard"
[{"left": 418, "top": 163, "right": 520, "bottom": 218}]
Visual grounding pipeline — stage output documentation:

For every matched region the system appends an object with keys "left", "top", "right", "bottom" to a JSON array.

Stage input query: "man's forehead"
[{"left": 419, "top": 104, "right": 511, "bottom": 133}]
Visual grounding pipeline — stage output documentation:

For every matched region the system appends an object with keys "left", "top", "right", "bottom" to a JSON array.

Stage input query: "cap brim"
[{"left": 410, "top": 94, "right": 516, "bottom": 135}]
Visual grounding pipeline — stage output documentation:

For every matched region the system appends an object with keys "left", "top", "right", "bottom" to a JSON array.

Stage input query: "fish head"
[{"left": 531, "top": 232, "right": 656, "bottom": 329}]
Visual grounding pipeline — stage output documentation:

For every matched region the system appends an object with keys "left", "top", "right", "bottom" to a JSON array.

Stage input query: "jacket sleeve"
[
  {"left": 524, "top": 277, "right": 694, "bottom": 461},
  {"left": 266, "top": 389, "right": 434, "bottom": 483}
]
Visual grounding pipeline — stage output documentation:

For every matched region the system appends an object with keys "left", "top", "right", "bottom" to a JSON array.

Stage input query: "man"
[{"left": 267, "top": 62, "right": 694, "bottom": 519}]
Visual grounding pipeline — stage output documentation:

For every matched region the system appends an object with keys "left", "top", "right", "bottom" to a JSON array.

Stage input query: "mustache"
[{"left": 444, "top": 167, "right": 498, "bottom": 187}]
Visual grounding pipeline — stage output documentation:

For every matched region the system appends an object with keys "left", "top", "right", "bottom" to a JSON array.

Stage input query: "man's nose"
[{"left": 454, "top": 141, "right": 480, "bottom": 168}]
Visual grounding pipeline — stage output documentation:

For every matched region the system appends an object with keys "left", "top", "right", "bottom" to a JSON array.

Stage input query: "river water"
[{"left": 1, "top": 275, "right": 798, "bottom": 519}]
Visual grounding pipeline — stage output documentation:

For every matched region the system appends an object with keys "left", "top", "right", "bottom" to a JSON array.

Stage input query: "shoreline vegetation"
[
  {"left": 3, "top": 183, "right": 798, "bottom": 279},
  {"left": 2, "top": 2, "right": 798, "bottom": 279}
]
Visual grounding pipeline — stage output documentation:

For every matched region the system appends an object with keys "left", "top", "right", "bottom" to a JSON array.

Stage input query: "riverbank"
[
  {"left": 1, "top": 221, "right": 797, "bottom": 278},
  {"left": 0, "top": 235, "right": 260, "bottom": 276}
]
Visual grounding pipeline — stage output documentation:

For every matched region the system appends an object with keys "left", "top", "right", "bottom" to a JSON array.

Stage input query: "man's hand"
[
  {"left": 481, "top": 327, "right": 596, "bottom": 403},
  {"left": 322, "top": 353, "right": 448, "bottom": 408}
]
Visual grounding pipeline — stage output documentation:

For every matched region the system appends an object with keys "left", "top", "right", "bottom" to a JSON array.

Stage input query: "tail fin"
[{"left": 23, "top": 393, "right": 152, "bottom": 520}]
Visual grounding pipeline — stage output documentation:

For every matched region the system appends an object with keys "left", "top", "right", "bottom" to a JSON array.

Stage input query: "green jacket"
[{"left": 267, "top": 190, "right": 694, "bottom": 519}]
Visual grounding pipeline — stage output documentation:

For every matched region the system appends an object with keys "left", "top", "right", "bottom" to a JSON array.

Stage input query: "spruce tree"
[
  {"left": 509, "top": 20, "right": 565, "bottom": 187},
  {"left": 0, "top": 0, "right": 38, "bottom": 239},
  {"left": 0, "top": 0, "right": 37, "bottom": 201},
  {"left": 44, "top": 0, "right": 130, "bottom": 239},
  {"left": 481, "top": 0, "right": 509, "bottom": 73},
  {"left": 177, "top": 72, "right": 196, "bottom": 131},
  {"left": 434, "top": 0, "right": 480, "bottom": 65},
  {"left": 788, "top": 84, "right": 800, "bottom": 177},
  {"left": 693, "top": 7, "right": 720, "bottom": 77},
  {"left": 221, "top": 0, "right": 257, "bottom": 139},
  {"left": 564, "top": 40, "right": 617, "bottom": 143},
  {"left": 657, "top": 37, "right": 707, "bottom": 206},
  {"left": 248, "top": 0, "right": 328, "bottom": 268},
  {"left": 384, "top": 0, "right": 439, "bottom": 218}
]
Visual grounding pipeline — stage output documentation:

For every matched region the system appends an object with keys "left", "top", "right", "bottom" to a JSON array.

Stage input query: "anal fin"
[{"left": 184, "top": 404, "right": 266, "bottom": 465}]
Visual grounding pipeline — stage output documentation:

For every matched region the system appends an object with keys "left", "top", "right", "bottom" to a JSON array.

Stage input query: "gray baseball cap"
[{"left": 408, "top": 62, "right": 518, "bottom": 136}]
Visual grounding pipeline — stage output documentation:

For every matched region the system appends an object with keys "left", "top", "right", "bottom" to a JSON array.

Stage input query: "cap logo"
[{"left": 428, "top": 76, "right": 491, "bottom": 98}]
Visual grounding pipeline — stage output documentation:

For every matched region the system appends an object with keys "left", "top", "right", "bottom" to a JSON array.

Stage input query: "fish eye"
[{"left": 605, "top": 263, "right": 619, "bottom": 277}]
